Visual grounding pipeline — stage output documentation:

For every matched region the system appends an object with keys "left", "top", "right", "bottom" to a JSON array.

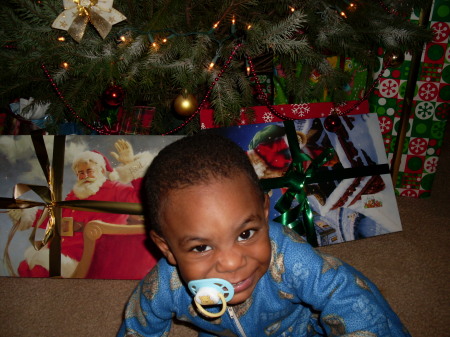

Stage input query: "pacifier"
[{"left": 188, "top": 278, "right": 234, "bottom": 318}]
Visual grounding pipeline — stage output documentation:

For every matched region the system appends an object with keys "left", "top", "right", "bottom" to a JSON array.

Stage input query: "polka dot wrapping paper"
[{"left": 369, "top": 0, "right": 450, "bottom": 198}]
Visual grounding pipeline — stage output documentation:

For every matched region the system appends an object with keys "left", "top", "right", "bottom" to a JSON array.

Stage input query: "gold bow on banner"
[
  {"left": 0, "top": 135, "right": 142, "bottom": 277},
  {"left": 52, "top": 0, "right": 126, "bottom": 43}
]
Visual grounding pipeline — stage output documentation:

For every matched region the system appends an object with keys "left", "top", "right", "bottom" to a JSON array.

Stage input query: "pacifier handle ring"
[{"left": 194, "top": 292, "right": 227, "bottom": 318}]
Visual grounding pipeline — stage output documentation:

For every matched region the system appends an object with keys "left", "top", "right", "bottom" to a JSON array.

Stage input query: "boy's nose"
[{"left": 215, "top": 248, "right": 245, "bottom": 273}]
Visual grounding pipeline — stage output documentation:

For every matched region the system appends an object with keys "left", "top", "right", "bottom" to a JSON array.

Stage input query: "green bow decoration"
[
  {"left": 260, "top": 121, "right": 335, "bottom": 247},
  {"left": 0, "top": 135, "right": 142, "bottom": 276}
]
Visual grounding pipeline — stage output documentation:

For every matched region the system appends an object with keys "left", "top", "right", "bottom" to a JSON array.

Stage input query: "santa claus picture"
[{"left": 0, "top": 135, "right": 182, "bottom": 278}]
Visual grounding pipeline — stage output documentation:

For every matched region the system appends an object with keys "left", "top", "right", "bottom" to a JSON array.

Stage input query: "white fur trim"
[
  {"left": 115, "top": 151, "right": 154, "bottom": 183},
  {"left": 24, "top": 245, "right": 50, "bottom": 271},
  {"left": 23, "top": 245, "right": 78, "bottom": 278},
  {"left": 109, "top": 169, "right": 119, "bottom": 181},
  {"left": 72, "top": 151, "right": 106, "bottom": 174},
  {"left": 61, "top": 255, "right": 79, "bottom": 278}
]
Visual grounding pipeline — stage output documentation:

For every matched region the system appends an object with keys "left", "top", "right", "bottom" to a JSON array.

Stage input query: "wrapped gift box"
[
  {"left": 369, "top": 0, "right": 450, "bottom": 198},
  {"left": 200, "top": 100, "right": 369, "bottom": 129},
  {"left": 117, "top": 106, "right": 156, "bottom": 135},
  {"left": 209, "top": 113, "right": 403, "bottom": 247},
  {"left": 0, "top": 135, "right": 182, "bottom": 279}
]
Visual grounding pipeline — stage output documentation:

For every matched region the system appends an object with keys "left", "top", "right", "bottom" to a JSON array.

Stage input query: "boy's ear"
[{"left": 150, "top": 230, "right": 177, "bottom": 266}]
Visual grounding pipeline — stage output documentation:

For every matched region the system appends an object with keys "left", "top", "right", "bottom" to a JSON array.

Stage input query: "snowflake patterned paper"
[
  {"left": 369, "top": 0, "right": 450, "bottom": 198},
  {"left": 200, "top": 100, "right": 369, "bottom": 129}
]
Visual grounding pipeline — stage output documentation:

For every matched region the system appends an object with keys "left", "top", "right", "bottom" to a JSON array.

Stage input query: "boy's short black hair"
[{"left": 141, "top": 132, "right": 264, "bottom": 235}]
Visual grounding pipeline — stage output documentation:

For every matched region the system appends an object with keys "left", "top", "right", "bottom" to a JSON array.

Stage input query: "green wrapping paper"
[{"left": 369, "top": 0, "right": 449, "bottom": 198}]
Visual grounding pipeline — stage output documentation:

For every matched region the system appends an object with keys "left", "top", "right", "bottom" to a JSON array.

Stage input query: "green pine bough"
[{"left": 0, "top": 0, "right": 433, "bottom": 134}]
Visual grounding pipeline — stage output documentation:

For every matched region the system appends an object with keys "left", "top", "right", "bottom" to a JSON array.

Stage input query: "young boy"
[{"left": 118, "top": 133, "right": 410, "bottom": 336}]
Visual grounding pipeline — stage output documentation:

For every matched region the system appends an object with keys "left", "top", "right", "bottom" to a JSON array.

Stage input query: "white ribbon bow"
[{"left": 52, "top": 0, "right": 126, "bottom": 42}]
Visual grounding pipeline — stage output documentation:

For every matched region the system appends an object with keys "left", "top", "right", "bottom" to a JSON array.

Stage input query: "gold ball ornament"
[{"left": 173, "top": 92, "right": 198, "bottom": 117}]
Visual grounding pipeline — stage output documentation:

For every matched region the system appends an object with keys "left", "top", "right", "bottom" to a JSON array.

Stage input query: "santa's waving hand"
[{"left": 111, "top": 139, "right": 134, "bottom": 165}]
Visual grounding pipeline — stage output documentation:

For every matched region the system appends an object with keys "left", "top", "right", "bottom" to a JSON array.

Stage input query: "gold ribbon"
[
  {"left": 68, "top": 0, "right": 111, "bottom": 42},
  {"left": 0, "top": 135, "right": 142, "bottom": 276},
  {"left": 52, "top": 0, "right": 126, "bottom": 43}
]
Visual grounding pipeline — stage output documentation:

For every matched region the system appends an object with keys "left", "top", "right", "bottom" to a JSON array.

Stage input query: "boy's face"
[{"left": 151, "top": 173, "right": 271, "bottom": 305}]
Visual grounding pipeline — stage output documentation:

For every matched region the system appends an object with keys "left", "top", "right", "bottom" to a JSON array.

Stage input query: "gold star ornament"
[{"left": 52, "top": 0, "right": 126, "bottom": 43}]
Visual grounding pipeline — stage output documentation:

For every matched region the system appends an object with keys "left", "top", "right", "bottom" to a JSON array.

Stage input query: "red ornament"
[
  {"left": 103, "top": 85, "right": 125, "bottom": 106},
  {"left": 324, "top": 115, "right": 342, "bottom": 133}
]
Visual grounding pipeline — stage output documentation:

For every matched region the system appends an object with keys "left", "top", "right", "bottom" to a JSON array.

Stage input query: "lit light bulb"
[
  {"left": 58, "top": 36, "right": 65, "bottom": 42},
  {"left": 209, "top": 54, "right": 219, "bottom": 70},
  {"left": 289, "top": 6, "right": 295, "bottom": 12},
  {"left": 120, "top": 35, "right": 126, "bottom": 42},
  {"left": 348, "top": 3, "right": 357, "bottom": 11},
  {"left": 212, "top": 21, "right": 220, "bottom": 29},
  {"left": 247, "top": 24, "right": 252, "bottom": 30},
  {"left": 61, "top": 62, "right": 69, "bottom": 69}
]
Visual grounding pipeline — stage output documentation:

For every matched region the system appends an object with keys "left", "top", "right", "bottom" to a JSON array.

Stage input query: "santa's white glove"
[
  {"left": 7, "top": 208, "right": 37, "bottom": 231},
  {"left": 111, "top": 139, "right": 134, "bottom": 165},
  {"left": 8, "top": 209, "right": 22, "bottom": 224}
]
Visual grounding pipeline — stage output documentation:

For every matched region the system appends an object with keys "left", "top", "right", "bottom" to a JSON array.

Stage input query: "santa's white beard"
[{"left": 72, "top": 174, "right": 107, "bottom": 199}]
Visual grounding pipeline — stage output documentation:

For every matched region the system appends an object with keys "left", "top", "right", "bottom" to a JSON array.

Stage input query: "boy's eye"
[
  {"left": 192, "top": 245, "right": 211, "bottom": 253},
  {"left": 237, "top": 229, "right": 256, "bottom": 241}
]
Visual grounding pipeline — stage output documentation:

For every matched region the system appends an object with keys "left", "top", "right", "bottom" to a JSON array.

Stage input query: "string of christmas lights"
[
  {"left": 39, "top": 4, "right": 410, "bottom": 135},
  {"left": 117, "top": 15, "right": 242, "bottom": 67},
  {"left": 42, "top": 42, "right": 392, "bottom": 135}
]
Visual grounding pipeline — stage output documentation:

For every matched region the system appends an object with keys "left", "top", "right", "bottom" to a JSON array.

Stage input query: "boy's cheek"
[{"left": 252, "top": 234, "right": 272, "bottom": 270}]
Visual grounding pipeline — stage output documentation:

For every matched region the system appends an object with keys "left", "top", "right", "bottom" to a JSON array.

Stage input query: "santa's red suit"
[{"left": 17, "top": 149, "right": 156, "bottom": 279}]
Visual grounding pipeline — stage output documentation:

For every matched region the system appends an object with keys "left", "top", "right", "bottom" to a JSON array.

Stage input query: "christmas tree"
[{"left": 0, "top": 0, "right": 433, "bottom": 135}]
